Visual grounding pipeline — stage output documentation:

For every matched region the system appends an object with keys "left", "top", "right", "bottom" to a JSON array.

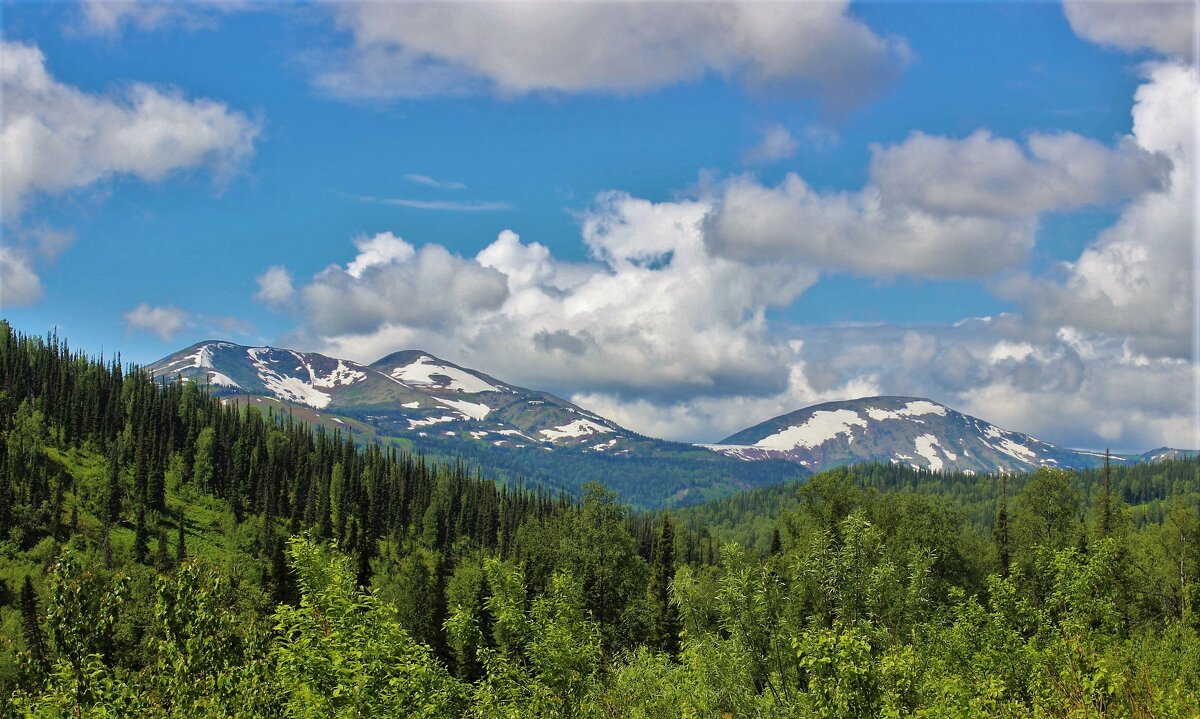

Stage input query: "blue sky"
[{"left": 1, "top": 1, "right": 1195, "bottom": 450}]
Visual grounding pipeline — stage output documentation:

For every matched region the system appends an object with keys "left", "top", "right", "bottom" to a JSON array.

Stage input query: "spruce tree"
[
  {"left": 176, "top": 505, "right": 186, "bottom": 565},
  {"left": 649, "top": 514, "right": 681, "bottom": 655},
  {"left": 993, "top": 474, "right": 1011, "bottom": 577},
  {"left": 20, "top": 576, "right": 49, "bottom": 679},
  {"left": 155, "top": 527, "right": 171, "bottom": 571},
  {"left": 1098, "top": 449, "right": 1116, "bottom": 539},
  {"left": 134, "top": 505, "right": 148, "bottom": 564}
]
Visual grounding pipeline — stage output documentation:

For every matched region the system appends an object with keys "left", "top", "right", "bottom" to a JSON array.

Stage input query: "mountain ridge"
[
  {"left": 148, "top": 340, "right": 1194, "bottom": 506},
  {"left": 705, "top": 395, "right": 1196, "bottom": 475}
]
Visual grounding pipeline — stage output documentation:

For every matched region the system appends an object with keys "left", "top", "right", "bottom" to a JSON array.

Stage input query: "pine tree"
[
  {"left": 134, "top": 505, "right": 148, "bottom": 564},
  {"left": 1098, "top": 449, "right": 1116, "bottom": 539},
  {"left": 20, "top": 576, "right": 49, "bottom": 679},
  {"left": 648, "top": 514, "right": 681, "bottom": 655},
  {"left": 155, "top": 527, "right": 171, "bottom": 571},
  {"left": 993, "top": 474, "right": 1011, "bottom": 577},
  {"left": 176, "top": 505, "right": 186, "bottom": 565}
]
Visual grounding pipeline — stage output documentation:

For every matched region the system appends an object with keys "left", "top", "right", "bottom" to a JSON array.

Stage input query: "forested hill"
[
  {"left": 2, "top": 322, "right": 1199, "bottom": 717},
  {"left": 679, "top": 458, "right": 1200, "bottom": 554}
]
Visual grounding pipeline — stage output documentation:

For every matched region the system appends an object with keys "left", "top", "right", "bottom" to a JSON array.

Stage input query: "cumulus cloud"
[
  {"left": 124, "top": 303, "right": 191, "bottom": 342},
  {"left": 268, "top": 194, "right": 817, "bottom": 405},
  {"left": 316, "top": 2, "right": 910, "bottom": 110},
  {"left": 1009, "top": 62, "right": 1197, "bottom": 359},
  {"left": 1063, "top": 1, "right": 1195, "bottom": 58},
  {"left": 742, "top": 124, "right": 799, "bottom": 165},
  {"left": 254, "top": 265, "right": 294, "bottom": 308},
  {"left": 870, "top": 130, "right": 1169, "bottom": 218},
  {"left": 301, "top": 234, "right": 508, "bottom": 337},
  {"left": 1, "top": 39, "right": 260, "bottom": 221},
  {"left": 702, "top": 127, "right": 1169, "bottom": 277}
]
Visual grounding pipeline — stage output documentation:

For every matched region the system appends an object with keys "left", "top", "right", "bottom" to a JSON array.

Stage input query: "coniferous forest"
[{"left": 1, "top": 322, "right": 1199, "bottom": 717}]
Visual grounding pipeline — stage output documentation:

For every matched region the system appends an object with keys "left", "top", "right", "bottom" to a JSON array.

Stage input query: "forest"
[{"left": 0, "top": 321, "right": 1198, "bottom": 717}]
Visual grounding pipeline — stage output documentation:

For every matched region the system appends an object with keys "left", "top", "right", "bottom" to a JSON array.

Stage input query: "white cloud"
[
  {"left": 702, "top": 126, "right": 1169, "bottom": 278},
  {"left": 271, "top": 193, "right": 817, "bottom": 405},
  {"left": 316, "top": 2, "right": 909, "bottom": 110},
  {"left": 0, "top": 247, "right": 43, "bottom": 308},
  {"left": 1063, "top": 1, "right": 1195, "bottom": 58},
  {"left": 76, "top": 0, "right": 248, "bottom": 35},
  {"left": 254, "top": 265, "right": 294, "bottom": 307},
  {"left": 301, "top": 234, "right": 509, "bottom": 337},
  {"left": 869, "top": 130, "right": 1168, "bottom": 218},
  {"left": 0, "top": 226, "right": 77, "bottom": 309},
  {"left": 124, "top": 303, "right": 191, "bottom": 342},
  {"left": 345, "top": 232, "right": 415, "bottom": 279},
  {"left": 403, "top": 173, "right": 466, "bottom": 191},
  {"left": 1010, "top": 62, "right": 1197, "bottom": 359},
  {"left": 377, "top": 198, "right": 512, "bottom": 212},
  {"left": 1, "top": 39, "right": 259, "bottom": 221},
  {"left": 742, "top": 124, "right": 799, "bottom": 165}
]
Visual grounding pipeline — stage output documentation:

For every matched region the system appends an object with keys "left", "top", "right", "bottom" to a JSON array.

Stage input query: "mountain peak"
[{"left": 708, "top": 395, "right": 1115, "bottom": 475}]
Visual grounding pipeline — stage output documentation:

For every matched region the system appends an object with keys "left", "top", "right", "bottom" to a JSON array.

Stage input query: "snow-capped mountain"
[
  {"left": 150, "top": 341, "right": 629, "bottom": 450},
  {"left": 704, "top": 396, "right": 1194, "bottom": 474},
  {"left": 148, "top": 341, "right": 802, "bottom": 507},
  {"left": 149, "top": 344, "right": 1193, "bottom": 505}
]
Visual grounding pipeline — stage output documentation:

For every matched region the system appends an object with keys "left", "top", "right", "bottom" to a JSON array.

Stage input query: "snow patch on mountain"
[
  {"left": 865, "top": 400, "right": 947, "bottom": 421},
  {"left": 540, "top": 419, "right": 613, "bottom": 442},
  {"left": 206, "top": 371, "right": 240, "bottom": 388},
  {"left": 247, "top": 347, "right": 332, "bottom": 409},
  {"left": 154, "top": 342, "right": 232, "bottom": 375},
  {"left": 409, "top": 415, "right": 459, "bottom": 428},
  {"left": 754, "top": 409, "right": 867, "bottom": 450},
  {"left": 389, "top": 355, "right": 501, "bottom": 393},
  {"left": 913, "top": 434, "right": 951, "bottom": 471},
  {"left": 990, "top": 436, "right": 1037, "bottom": 465},
  {"left": 310, "top": 359, "right": 366, "bottom": 388},
  {"left": 436, "top": 397, "right": 491, "bottom": 420}
]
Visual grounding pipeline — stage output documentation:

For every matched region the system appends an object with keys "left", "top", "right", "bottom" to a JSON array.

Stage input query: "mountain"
[
  {"left": 704, "top": 396, "right": 1196, "bottom": 475},
  {"left": 148, "top": 341, "right": 802, "bottom": 507},
  {"left": 150, "top": 344, "right": 1192, "bottom": 504}
]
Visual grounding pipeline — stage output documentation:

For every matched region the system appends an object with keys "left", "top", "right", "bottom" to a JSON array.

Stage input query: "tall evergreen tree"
[
  {"left": 648, "top": 514, "right": 681, "bottom": 655},
  {"left": 1098, "top": 449, "right": 1116, "bottom": 539},
  {"left": 134, "top": 505, "right": 148, "bottom": 564},
  {"left": 20, "top": 576, "right": 49, "bottom": 680},
  {"left": 176, "top": 505, "right": 186, "bottom": 565},
  {"left": 994, "top": 474, "right": 1010, "bottom": 577}
]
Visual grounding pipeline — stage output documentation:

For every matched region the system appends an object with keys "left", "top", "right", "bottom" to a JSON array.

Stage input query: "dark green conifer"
[
  {"left": 649, "top": 514, "right": 681, "bottom": 655},
  {"left": 20, "top": 576, "right": 49, "bottom": 679},
  {"left": 134, "top": 505, "right": 148, "bottom": 564}
]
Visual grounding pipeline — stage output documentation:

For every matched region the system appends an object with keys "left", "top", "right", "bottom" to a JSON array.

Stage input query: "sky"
[{"left": 1, "top": 0, "right": 1197, "bottom": 452}]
